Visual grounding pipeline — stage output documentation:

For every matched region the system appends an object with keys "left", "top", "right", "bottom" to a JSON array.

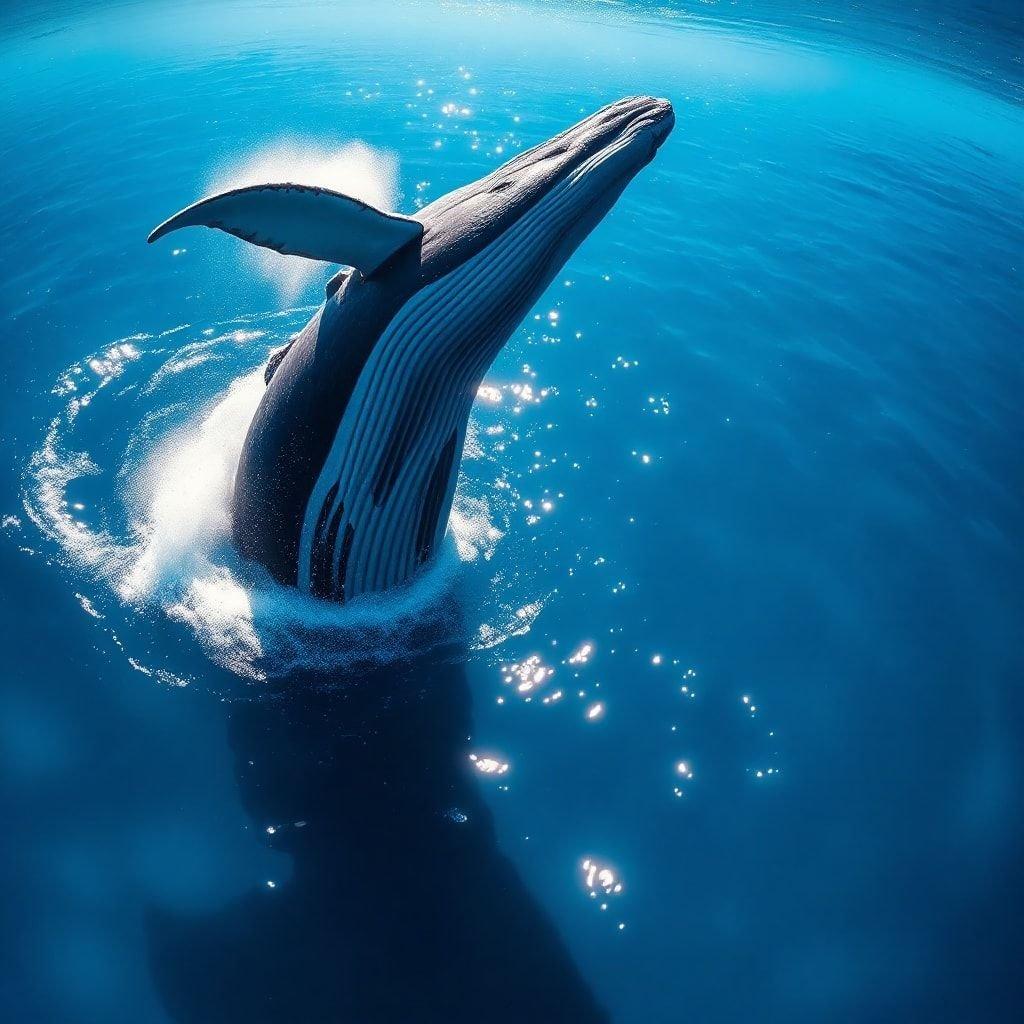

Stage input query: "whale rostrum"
[{"left": 149, "top": 96, "right": 674, "bottom": 602}]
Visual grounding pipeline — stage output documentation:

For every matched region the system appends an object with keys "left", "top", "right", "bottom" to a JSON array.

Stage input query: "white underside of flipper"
[{"left": 148, "top": 183, "right": 422, "bottom": 276}]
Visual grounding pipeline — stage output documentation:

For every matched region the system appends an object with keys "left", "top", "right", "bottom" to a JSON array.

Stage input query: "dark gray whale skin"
[{"left": 231, "top": 96, "right": 674, "bottom": 600}]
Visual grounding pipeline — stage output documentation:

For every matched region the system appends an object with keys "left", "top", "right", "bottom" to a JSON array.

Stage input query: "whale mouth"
[
  {"left": 620, "top": 95, "right": 676, "bottom": 143},
  {"left": 532, "top": 95, "right": 675, "bottom": 219},
  {"left": 555, "top": 94, "right": 675, "bottom": 171},
  {"left": 639, "top": 97, "right": 675, "bottom": 150},
  {"left": 513, "top": 94, "right": 676, "bottom": 217},
  {"left": 611, "top": 96, "right": 675, "bottom": 166}
]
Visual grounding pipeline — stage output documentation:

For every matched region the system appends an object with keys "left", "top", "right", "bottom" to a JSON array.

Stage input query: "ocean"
[{"left": 1, "top": 2, "right": 1021, "bottom": 1020}]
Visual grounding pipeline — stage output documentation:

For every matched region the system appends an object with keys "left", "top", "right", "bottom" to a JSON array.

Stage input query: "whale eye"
[{"left": 490, "top": 180, "right": 514, "bottom": 193}]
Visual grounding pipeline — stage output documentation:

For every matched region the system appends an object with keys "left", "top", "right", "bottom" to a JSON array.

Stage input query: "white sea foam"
[
  {"left": 23, "top": 320, "right": 544, "bottom": 682},
  {"left": 118, "top": 369, "right": 265, "bottom": 603}
]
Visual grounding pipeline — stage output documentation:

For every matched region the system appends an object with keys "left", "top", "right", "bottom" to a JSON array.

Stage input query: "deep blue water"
[{"left": 1, "top": 2, "right": 1022, "bottom": 1021}]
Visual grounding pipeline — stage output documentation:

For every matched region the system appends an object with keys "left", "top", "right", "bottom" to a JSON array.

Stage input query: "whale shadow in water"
[{"left": 146, "top": 635, "right": 608, "bottom": 1022}]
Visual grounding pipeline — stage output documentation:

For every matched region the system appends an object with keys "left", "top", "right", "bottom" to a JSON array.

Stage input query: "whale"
[{"left": 149, "top": 95, "right": 674, "bottom": 602}]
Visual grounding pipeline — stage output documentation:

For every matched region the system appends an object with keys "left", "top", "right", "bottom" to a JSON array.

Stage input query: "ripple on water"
[{"left": 23, "top": 311, "right": 548, "bottom": 683}]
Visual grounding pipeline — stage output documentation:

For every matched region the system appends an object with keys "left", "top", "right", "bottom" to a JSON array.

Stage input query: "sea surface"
[{"left": 1, "top": 1, "right": 1021, "bottom": 1021}]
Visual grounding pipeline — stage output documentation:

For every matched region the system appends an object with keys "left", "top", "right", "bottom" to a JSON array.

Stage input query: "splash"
[
  {"left": 208, "top": 141, "right": 400, "bottom": 301},
  {"left": 22, "top": 313, "right": 545, "bottom": 684}
]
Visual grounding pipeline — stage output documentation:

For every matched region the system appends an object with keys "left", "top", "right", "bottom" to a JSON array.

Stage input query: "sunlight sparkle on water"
[
  {"left": 567, "top": 642, "right": 594, "bottom": 666},
  {"left": 476, "top": 384, "right": 503, "bottom": 404},
  {"left": 469, "top": 753, "right": 510, "bottom": 776},
  {"left": 582, "top": 858, "right": 624, "bottom": 897},
  {"left": 502, "top": 654, "right": 555, "bottom": 696}
]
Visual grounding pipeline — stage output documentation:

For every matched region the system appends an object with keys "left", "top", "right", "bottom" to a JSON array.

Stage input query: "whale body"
[{"left": 150, "top": 96, "right": 674, "bottom": 602}]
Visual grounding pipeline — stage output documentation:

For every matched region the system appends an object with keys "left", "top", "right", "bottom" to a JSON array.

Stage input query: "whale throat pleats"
[
  {"left": 148, "top": 184, "right": 423, "bottom": 277},
  {"left": 416, "top": 429, "right": 459, "bottom": 565},
  {"left": 336, "top": 524, "right": 356, "bottom": 601},
  {"left": 309, "top": 483, "right": 340, "bottom": 598}
]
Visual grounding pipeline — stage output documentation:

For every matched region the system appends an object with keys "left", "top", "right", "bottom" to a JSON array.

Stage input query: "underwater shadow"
[{"left": 146, "top": 638, "right": 608, "bottom": 1023}]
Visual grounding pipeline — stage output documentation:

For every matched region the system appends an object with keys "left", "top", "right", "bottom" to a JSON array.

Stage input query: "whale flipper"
[{"left": 147, "top": 184, "right": 422, "bottom": 276}]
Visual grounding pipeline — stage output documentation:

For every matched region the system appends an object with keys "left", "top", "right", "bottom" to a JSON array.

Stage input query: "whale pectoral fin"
[{"left": 147, "top": 184, "right": 422, "bottom": 276}]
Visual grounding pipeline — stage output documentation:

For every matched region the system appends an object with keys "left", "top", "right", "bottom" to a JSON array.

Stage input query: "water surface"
[{"left": 1, "top": 1, "right": 1022, "bottom": 1021}]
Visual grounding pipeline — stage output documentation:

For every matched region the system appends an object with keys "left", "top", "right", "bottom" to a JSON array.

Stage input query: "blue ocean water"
[{"left": 1, "top": 1, "right": 1022, "bottom": 1021}]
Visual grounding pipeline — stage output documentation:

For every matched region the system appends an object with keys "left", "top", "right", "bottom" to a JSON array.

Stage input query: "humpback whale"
[{"left": 149, "top": 96, "right": 674, "bottom": 602}]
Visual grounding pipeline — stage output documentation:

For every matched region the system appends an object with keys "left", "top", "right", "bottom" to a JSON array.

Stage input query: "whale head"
[
  {"left": 413, "top": 95, "right": 675, "bottom": 281},
  {"left": 148, "top": 97, "right": 675, "bottom": 600}
]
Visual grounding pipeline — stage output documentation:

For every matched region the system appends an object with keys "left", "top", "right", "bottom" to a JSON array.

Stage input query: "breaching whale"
[{"left": 149, "top": 96, "right": 674, "bottom": 602}]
